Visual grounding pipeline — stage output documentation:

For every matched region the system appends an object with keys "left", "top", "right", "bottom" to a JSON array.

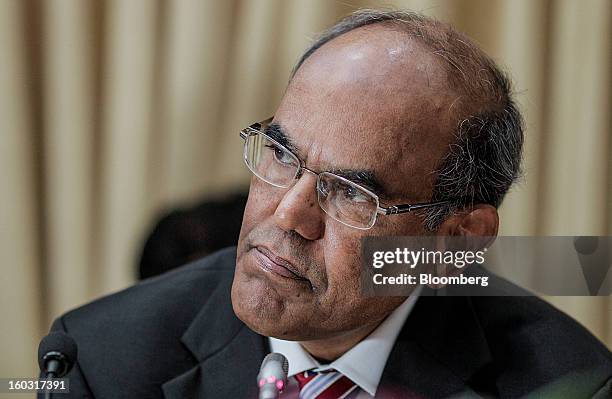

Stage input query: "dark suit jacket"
[{"left": 42, "top": 247, "right": 612, "bottom": 398}]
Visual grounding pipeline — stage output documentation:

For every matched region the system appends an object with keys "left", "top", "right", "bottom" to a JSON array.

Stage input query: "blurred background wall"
[{"left": 1, "top": 0, "right": 610, "bottom": 381}]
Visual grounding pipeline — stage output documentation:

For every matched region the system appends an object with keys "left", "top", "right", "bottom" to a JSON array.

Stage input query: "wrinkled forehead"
[{"left": 273, "top": 25, "right": 456, "bottom": 200}]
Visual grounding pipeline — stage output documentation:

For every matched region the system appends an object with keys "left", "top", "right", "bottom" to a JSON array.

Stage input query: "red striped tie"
[{"left": 294, "top": 370, "right": 359, "bottom": 399}]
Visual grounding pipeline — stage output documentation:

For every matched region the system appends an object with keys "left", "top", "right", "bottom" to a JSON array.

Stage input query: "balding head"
[
  {"left": 281, "top": 23, "right": 459, "bottom": 202},
  {"left": 292, "top": 10, "right": 524, "bottom": 229}
]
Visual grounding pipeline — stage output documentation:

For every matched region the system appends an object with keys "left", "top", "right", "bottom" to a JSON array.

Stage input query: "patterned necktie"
[{"left": 294, "top": 369, "right": 359, "bottom": 399}]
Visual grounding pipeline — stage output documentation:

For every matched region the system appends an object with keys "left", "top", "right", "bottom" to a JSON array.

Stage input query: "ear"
[
  {"left": 424, "top": 204, "right": 498, "bottom": 288},
  {"left": 436, "top": 203, "right": 499, "bottom": 239}
]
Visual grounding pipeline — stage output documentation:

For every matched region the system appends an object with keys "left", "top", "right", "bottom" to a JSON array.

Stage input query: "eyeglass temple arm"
[{"left": 378, "top": 200, "right": 450, "bottom": 215}]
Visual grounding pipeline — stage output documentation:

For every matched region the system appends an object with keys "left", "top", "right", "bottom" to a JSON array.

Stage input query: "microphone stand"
[{"left": 43, "top": 370, "right": 54, "bottom": 399}]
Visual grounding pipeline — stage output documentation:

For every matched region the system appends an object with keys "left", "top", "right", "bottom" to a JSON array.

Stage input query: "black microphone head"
[{"left": 38, "top": 331, "right": 78, "bottom": 377}]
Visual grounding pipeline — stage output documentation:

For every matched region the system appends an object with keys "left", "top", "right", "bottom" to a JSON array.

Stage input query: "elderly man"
[{"left": 42, "top": 10, "right": 611, "bottom": 399}]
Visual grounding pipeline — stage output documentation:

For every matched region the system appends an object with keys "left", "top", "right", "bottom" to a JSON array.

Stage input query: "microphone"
[
  {"left": 38, "top": 331, "right": 78, "bottom": 379},
  {"left": 257, "top": 353, "right": 289, "bottom": 399}
]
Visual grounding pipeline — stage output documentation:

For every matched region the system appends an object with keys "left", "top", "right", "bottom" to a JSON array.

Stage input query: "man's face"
[{"left": 232, "top": 26, "right": 456, "bottom": 341}]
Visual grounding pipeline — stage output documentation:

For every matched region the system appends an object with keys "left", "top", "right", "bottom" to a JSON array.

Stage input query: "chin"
[{"left": 231, "top": 275, "right": 284, "bottom": 333}]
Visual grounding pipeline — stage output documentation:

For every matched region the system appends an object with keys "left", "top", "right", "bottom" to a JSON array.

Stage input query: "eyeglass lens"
[{"left": 243, "top": 131, "right": 379, "bottom": 229}]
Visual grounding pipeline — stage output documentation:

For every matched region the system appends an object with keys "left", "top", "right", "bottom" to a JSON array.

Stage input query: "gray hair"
[{"left": 291, "top": 9, "right": 524, "bottom": 230}]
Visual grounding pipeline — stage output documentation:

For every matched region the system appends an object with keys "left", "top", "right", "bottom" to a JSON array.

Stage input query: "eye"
[
  {"left": 265, "top": 144, "right": 294, "bottom": 166},
  {"left": 343, "top": 185, "right": 369, "bottom": 202},
  {"left": 344, "top": 185, "right": 357, "bottom": 198}
]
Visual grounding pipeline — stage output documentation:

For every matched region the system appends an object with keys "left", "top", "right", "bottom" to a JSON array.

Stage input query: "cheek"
[
  {"left": 239, "top": 180, "right": 280, "bottom": 238},
  {"left": 319, "top": 225, "right": 364, "bottom": 300},
  {"left": 248, "top": 178, "right": 279, "bottom": 212},
  {"left": 318, "top": 226, "right": 402, "bottom": 329},
  {"left": 318, "top": 219, "right": 422, "bottom": 303}
]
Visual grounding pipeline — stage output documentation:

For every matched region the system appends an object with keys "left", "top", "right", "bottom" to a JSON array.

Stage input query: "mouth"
[{"left": 253, "top": 246, "right": 308, "bottom": 281}]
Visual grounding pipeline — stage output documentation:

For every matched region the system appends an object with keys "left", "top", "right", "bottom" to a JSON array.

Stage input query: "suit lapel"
[
  {"left": 161, "top": 276, "right": 269, "bottom": 399},
  {"left": 378, "top": 292, "right": 492, "bottom": 398},
  {"left": 162, "top": 326, "right": 268, "bottom": 399}
]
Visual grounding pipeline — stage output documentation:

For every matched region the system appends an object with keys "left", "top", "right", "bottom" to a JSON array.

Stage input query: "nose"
[{"left": 273, "top": 172, "right": 325, "bottom": 241}]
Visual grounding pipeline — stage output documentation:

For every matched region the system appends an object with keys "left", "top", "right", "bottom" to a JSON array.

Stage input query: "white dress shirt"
[{"left": 268, "top": 285, "right": 422, "bottom": 398}]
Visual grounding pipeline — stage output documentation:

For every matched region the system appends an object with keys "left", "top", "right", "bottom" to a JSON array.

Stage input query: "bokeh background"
[{"left": 1, "top": 0, "right": 611, "bottom": 383}]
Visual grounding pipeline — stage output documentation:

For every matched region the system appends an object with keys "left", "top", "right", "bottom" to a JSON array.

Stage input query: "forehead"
[{"left": 273, "top": 25, "right": 456, "bottom": 199}]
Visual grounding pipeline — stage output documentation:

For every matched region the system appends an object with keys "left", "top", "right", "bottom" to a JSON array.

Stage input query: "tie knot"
[{"left": 293, "top": 369, "right": 358, "bottom": 399}]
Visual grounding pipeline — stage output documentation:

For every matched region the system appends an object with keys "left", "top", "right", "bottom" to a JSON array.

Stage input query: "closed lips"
[{"left": 256, "top": 246, "right": 307, "bottom": 280}]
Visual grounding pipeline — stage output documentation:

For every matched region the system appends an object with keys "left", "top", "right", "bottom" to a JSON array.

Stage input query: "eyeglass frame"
[{"left": 239, "top": 117, "right": 451, "bottom": 229}]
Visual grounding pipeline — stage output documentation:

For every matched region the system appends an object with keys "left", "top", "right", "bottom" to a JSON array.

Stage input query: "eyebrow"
[
  {"left": 263, "top": 122, "right": 389, "bottom": 198},
  {"left": 330, "top": 168, "right": 387, "bottom": 197},
  {"left": 265, "top": 123, "right": 299, "bottom": 154}
]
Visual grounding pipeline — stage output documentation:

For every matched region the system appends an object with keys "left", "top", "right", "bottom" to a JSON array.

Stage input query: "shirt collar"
[{"left": 268, "top": 285, "right": 422, "bottom": 397}]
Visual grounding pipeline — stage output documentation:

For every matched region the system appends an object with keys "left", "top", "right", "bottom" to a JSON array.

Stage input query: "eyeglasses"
[{"left": 239, "top": 117, "right": 450, "bottom": 230}]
